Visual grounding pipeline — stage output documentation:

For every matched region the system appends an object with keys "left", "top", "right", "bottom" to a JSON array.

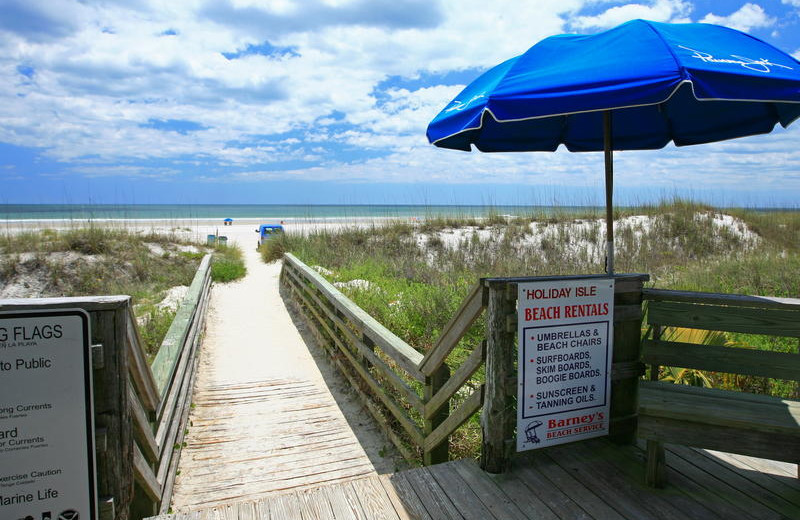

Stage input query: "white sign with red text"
[{"left": 517, "top": 278, "right": 614, "bottom": 451}]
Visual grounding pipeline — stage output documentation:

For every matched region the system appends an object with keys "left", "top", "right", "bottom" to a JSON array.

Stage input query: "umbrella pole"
[{"left": 604, "top": 111, "right": 614, "bottom": 276}]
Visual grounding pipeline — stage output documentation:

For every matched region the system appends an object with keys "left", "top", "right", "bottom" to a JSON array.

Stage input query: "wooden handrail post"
[
  {"left": 93, "top": 307, "right": 135, "bottom": 520},
  {"left": 609, "top": 277, "right": 647, "bottom": 444},
  {"left": 480, "top": 281, "right": 517, "bottom": 473},
  {"left": 423, "top": 364, "right": 450, "bottom": 465}
]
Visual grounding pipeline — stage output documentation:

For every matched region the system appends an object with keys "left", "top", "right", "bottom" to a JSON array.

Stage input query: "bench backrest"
[{"left": 642, "top": 289, "right": 800, "bottom": 382}]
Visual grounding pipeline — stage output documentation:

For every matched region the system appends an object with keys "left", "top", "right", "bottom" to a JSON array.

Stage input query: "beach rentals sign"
[
  {"left": 517, "top": 279, "right": 614, "bottom": 451},
  {"left": 0, "top": 309, "right": 97, "bottom": 520}
]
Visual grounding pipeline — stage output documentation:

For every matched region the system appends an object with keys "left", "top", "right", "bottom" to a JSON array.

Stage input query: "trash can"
[
  {"left": 207, "top": 234, "right": 216, "bottom": 245},
  {"left": 218, "top": 236, "right": 228, "bottom": 246}
]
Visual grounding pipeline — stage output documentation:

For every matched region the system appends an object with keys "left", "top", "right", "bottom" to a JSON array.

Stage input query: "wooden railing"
[
  {"left": 281, "top": 253, "right": 648, "bottom": 470},
  {"left": 0, "top": 254, "right": 213, "bottom": 520},
  {"left": 639, "top": 288, "right": 800, "bottom": 486},
  {"left": 134, "top": 254, "right": 213, "bottom": 518},
  {"left": 281, "top": 253, "right": 487, "bottom": 465}
]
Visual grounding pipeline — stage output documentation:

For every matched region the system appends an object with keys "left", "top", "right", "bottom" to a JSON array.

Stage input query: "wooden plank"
[
  {"left": 612, "top": 303, "right": 641, "bottom": 322},
  {"left": 153, "top": 265, "right": 210, "bottom": 426},
  {"left": 512, "top": 461, "right": 593, "bottom": 520},
  {"left": 401, "top": 467, "right": 463, "bottom": 520},
  {"left": 425, "top": 341, "right": 484, "bottom": 419},
  {"left": 638, "top": 414, "right": 800, "bottom": 463},
  {"left": 236, "top": 500, "right": 257, "bottom": 520},
  {"left": 284, "top": 267, "right": 425, "bottom": 411},
  {"left": 547, "top": 441, "right": 695, "bottom": 520},
  {"left": 324, "top": 480, "right": 366, "bottom": 520},
  {"left": 158, "top": 330, "right": 203, "bottom": 514},
  {"left": 608, "top": 439, "right": 755, "bottom": 520},
  {"left": 377, "top": 474, "right": 414, "bottom": 520},
  {"left": 449, "top": 460, "right": 529, "bottom": 520},
  {"left": 126, "top": 308, "right": 160, "bottom": 413},
  {"left": 155, "top": 283, "right": 207, "bottom": 449},
  {"left": 483, "top": 273, "right": 648, "bottom": 286},
  {"left": 695, "top": 449, "right": 800, "bottom": 507},
  {"left": 640, "top": 379, "right": 797, "bottom": 407},
  {"left": 385, "top": 472, "right": 434, "bottom": 520},
  {"left": 129, "top": 381, "right": 159, "bottom": 464},
  {"left": 647, "top": 300, "right": 800, "bottom": 337},
  {"left": 642, "top": 339, "right": 800, "bottom": 381},
  {"left": 299, "top": 486, "right": 336, "bottom": 520},
  {"left": 613, "top": 277, "right": 647, "bottom": 295},
  {"left": 423, "top": 364, "right": 450, "bottom": 465},
  {"left": 351, "top": 477, "right": 401, "bottom": 520},
  {"left": 156, "top": 327, "right": 197, "bottom": 476},
  {"left": 610, "top": 360, "right": 645, "bottom": 380},
  {"left": 424, "top": 386, "right": 483, "bottom": 452},
  {"left": 419, "top": 283, "right": 486, "bottom": 377},
  {"left": 667, "top": 443, "right": 800, "bottom": 519},
  {"left": 270, "top": 491, "right": 303, "bottom": 520},
  {"left": 644, "top": 288, "right": 800, "bottom": 310},
  {"left": 134, "top": 444, "right": 161, "bottom": 502},
  {"left": 0, "top": 294, "right": 130, "bottom": 311},
  {"left": 427, "top": 463, "right": 494, "bottom": 520},
  {"left": 286, "top": 264, "right": 415, "bottom": 399},
  {"left": 488, "top": 470, "right": 559, "bottom": 520},
  {"left": 610, "top": 289, "right": 645, "bottom": 444},
  {"left": 284, "top": 253, "right": 425, "bottom": 379},
  {"left": 525, "top": 450, "right": 628, "bottom": 520},
  {"left": 639, "top": 383, "right": 800, "bottom": 435},
  {"left": 713, "top": 450, "right": 800, "bottom": 481},
  {"left": 151, "top": 254, "right": 212, "bottom": 395}
]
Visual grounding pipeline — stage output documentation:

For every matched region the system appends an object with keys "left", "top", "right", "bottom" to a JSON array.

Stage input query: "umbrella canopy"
[{"left": 427, "top": 19, "right": 800, "bottom": 273}]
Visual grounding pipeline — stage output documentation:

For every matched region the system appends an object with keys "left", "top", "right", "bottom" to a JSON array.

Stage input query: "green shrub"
[
  {"left": 211, "top": 245, "right": 246, "bottom": 282},
  {"left": 260, "top": 234, "right": 289, "bottom": 263},
  {"left": 138, "top": 306, "right": 177, "bottom": 361}
]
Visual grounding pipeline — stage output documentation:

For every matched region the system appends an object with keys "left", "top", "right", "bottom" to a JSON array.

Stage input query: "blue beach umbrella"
[{"left": 427, "top": 19, "right": 800, "bottom": 274}]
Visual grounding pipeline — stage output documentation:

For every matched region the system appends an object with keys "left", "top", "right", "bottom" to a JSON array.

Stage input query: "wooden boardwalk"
[
  {"left": 169, "top": 253, "right": 392, "bottom": 511},
  {"left": 152, "top": 437, "right": 799, "bottom": 519},
  {"left": 169, "top": 378, "right": 380, "bottom": 508}
]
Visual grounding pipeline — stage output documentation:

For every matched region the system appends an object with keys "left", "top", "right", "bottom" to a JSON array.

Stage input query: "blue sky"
[{"left": 1, "top": 0, "right": 799, "bottom": 206}]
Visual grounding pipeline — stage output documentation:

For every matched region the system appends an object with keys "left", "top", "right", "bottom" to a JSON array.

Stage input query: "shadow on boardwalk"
[{"left": 156, "top": 437, "right": 800, "bottom": 519}]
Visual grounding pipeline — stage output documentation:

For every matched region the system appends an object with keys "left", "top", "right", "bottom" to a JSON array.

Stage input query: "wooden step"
[{"left": 146, "top": 473, "right": 412, "bottom": 520}]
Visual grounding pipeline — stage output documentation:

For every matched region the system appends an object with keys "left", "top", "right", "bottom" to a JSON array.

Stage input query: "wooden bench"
[{"left": 638, "top": 289, "right": 800, "bottom": 487}]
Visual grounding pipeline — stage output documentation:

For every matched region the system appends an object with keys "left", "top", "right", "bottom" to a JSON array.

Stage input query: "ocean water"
[{"left": 0, "top": 204, "right": 594, "bottom": 221}]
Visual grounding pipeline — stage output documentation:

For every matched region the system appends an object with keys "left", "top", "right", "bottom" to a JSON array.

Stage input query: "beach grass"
[{"left": 0, "top": 225, "right": 247, "bottom": 357}]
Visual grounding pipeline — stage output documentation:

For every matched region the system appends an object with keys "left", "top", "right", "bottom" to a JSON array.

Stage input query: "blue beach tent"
[{"left": 427, "top": 19, "right": 800, "bottom": 273}]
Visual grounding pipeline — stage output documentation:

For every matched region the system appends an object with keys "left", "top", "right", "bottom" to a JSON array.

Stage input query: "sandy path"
[{"left": 169, "top": 224, "right": 398, "bottom": 511}]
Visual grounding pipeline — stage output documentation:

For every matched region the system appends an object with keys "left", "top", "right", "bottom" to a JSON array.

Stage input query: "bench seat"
[{"left": 639, "top": 380, "right": 800, "bottom": 475}]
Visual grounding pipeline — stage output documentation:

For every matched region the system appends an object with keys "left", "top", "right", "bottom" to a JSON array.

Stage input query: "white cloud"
[
  {"left": 0, "top": 0, "right": 584, "bottom": 168},
  {"left": 700, "top": 3, "right": 775, "bottom": 33},
  {"left": 0, "top": 0, "right": 798, "bottom": 204},
  {"left": 571, "top": 0, "right": 692, "bottom": 30}
]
